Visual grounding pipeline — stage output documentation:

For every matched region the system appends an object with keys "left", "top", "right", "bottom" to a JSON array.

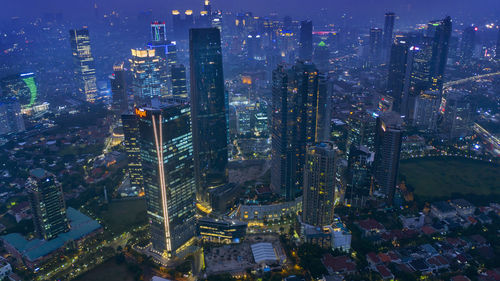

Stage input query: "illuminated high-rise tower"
[
  {"left": 151, "top": 21, "right": 167, "bottom": 42},
  {"left": 189, "top": 28, "right": 228, "bottom": 204},
  {"left": 302, "top": 142, "right": 336, "bottom": 227},
  {"left": 171, "top": 64, "right": 188, "bottom": 99},
  {"left": 0, "top": 99, "right": 25, "bottom": 136},
  {"left": 374, "top": 112, "right": 402, "bottom": 205},
  {"left": 136, "top": 103, "right": 196, "bottom": 259},
  {"left": 27, "top": 168, "right": 70, "bottom": 240},
  {"left": 271, "top": 62, "right": 326, "bottom": 200},
  {"left": 121, "top": 113, "right": 143, "bottom": 192},
  {"left": 69, "top": 27, "right": 98, "bottom": 102},
  {"left": 387, "top": 38, "right": 410, "bottom": 112},
  {"left": 428, "top": 16, "right": 452, "bottom": 93},
  {"left": 129, "top": 48, "right": 161, "bottom": 105}
]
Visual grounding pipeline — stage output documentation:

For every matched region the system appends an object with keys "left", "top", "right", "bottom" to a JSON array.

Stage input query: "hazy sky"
[{"left": 3, "top": 0, "right": 500, "bottom": 24}]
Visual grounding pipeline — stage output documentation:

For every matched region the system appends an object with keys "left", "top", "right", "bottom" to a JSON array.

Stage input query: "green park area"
[
  {"left": 75, "top": 259, "right": 136, "bottom": 281},
  {"left": 96, "top": 199, "right": 148, "bottom": 235},
  {"left": 399, "top": 157, "right": 500, "bottom": 201}
]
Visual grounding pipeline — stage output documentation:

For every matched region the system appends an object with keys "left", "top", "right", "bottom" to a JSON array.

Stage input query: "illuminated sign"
[{"left": 135, "top": 108, "right": 147, "bottom": 118}]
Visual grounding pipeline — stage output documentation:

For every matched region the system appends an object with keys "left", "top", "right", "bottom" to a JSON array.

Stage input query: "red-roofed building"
[
  {"left": 421, "top": 225, "right": 436, "bottom": 235},
  {"left": 356, "top": 219, "right": 386, "bottom": 236},
  {"left": 366, "top": 252, "right": 381, "bottom": 266},
  {"left": 451, "top": 275, "right": 471, "bottom": 281},
  {"left": 322, "top": 254, "right": 356, "bottom": 275},
  {"left": 376, "top": 265, "right": 394, "bottom": 280},
  {"left": 378, "top": 253, "right": 391, "bottom": 263}
]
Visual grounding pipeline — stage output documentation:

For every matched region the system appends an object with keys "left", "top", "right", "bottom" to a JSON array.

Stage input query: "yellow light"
[
  {"left": 185, "top": 10, "right": 193, "bottom": 15},
  {"left": 172, "top": 10, "right": 180, "bottom": 15},
  {"left": 200, "top": 11, "right": 208, "bottom": 15}
]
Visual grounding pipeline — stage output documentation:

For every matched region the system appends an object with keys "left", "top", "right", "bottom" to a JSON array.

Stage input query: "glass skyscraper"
[
  {"left": 27, "top": 168, "right": 70, "bottom": 240},
  {"left": 110, "top": 63, "right": 129, "bottom": 117},
  {"left": 69, "top": 27, "right": 98, "bottom": 103},
  {"left": 129, "top": 48, "right": 161, "bottom": 106},
  {"left": 122, "top": 114, "right": 144, "bottom": 191},
  {"left": 270, "top": 61, "right": 326, "bottom": 200},
  {"left": 136, "top": 102, "right": 196, "bottom": 259},
  {"left": 189, "top": 28, "right": 229, "bottom": 205}
]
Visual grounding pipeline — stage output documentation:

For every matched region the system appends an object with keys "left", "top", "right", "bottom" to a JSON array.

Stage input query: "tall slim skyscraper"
[
  {"left": 428, "top": 16, "right": 452, "bottom": 93},
  {"left": 369, "top": 28, "right": 383, "bottom": 64},
  {"left": 271, "top": 62, "right": 325, "bottom": 200},
  {"left": 151, "top": 21, "right": 167, "bottom": 42},
  {"left": 27, "top": 168, "right": 69, "bottom": 240},
  {"left": 412, "top": 90, "right": 440, "bottom": 131},
  {"left": 171, "top": 64, "right": 188, "bottom": 99},
  {"left": 460, "top": 26, "right": 476, "bottom": 62},
  {"left": 387, "top": 38, "right": 409, "bottom": 112},
  {"left": 129, "top": 48, "right": 161, "bottom": 106},
  {"left": 122, "top": 114, "right": 143, "bottom": 191},
  {"left": 382, "top": 12, "right": 396, "bottom": 61},
  {"left": 110, "top": 63, "right": 128, "bottom": 117},
  {"left": 69, "top": 27, "right": 98, "bottom": 102},
  {"left": 299, "top": 20, "right": 313, "bottom": 61},
  {"left": 302, "top": 142, "right": 336, "bottom": 227},
  {"left": 136, "top": 103, "right": 196, "bottom": 259},
  {"left": 189, "top": 28, "right": 228, "bottom": 204},
  {"left": 374, "top": 112, "right": 402, "bottom": 205}
]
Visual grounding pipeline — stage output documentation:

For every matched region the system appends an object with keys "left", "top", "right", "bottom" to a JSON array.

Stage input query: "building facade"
[
  {"left": 69, "top": 28, "right": 98, "bottom": 102},
  {"left": 136, "top": 103, "right": 196, "bottom": 259}
]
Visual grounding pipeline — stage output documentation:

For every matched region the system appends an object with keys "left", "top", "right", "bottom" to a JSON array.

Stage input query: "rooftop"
[
  {"left": 251, "top": 242, "right": 277, "bottom": 264},
  {"left": 1, "top": 208, "right": 101, "bottom": 261}
]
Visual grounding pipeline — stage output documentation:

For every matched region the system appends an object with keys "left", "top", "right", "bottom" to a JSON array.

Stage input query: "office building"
[
  {"left": 189, "top": 28, "right": 228, "bottom": 204},
  {"left": 0, "top": 99, "right": 25, "bottom": 136},
  {"left": 374, "top": 112, "right": 402, "bottom": 204},
  {"left": 412, "top": 90, "right": 440, "bottom": 132},
  {"left": 428, "top": 16, "right": 452, "bottom": 93},
  {"left": 460, "top": 26, "right": 476, "bottom": 62},
  {"left": 148, "top": 21, "right": 176, "bottom": 98},
  {"left": 441, "top": 92, "right": 471, "bottom": 139},
  {"left": 121, "top": 114, "right": 143, "bottom": 191},
  {"left": 197, "top": 217, "right": 247, "bottom": 244},
  {"left": 0, "top": 72, "right": 37, "bottom": 108},
  {"left": 110, "top": 63, "right": 128, "bottom": 117},
  {"left": 299, "top": 20, "right": 313, "bottom": 61},
  {"left": 69, "top": 27, "right": 98, "bottom": 102},
  {"left": 129, "top": 48, "right": 161, "bottom": 106},
  {"left": 302, "top": 142, "right": 336, "bottom": 227},
  {"left": 136, "top": 103, "right": 196, "bottom": 259},
  {"left": 382, "top": 12, "right": 396, "bottom": 61},
  {"left": 387, "top": 38, "right": 409, "bottom": 112},
  {"left": 27, "top": 169, "right": 69, "bottom": 240},
  {"left": 171, "top": 64, "right": 188, "bottom": 99},
  {"left": 345, "top": 111, "right": 377, "bottom": 154},
  {"left": 369, "top": 28, "right": 383, "bottom": 64},
  {"left": 345, "top": 145, "right": 374, "bottom": 208},
  {"left": 313, "top": 41, "right": 330, "bottom": 72},
  {"left": 271, "top": 62, "right": 326, "bottom": 200}
]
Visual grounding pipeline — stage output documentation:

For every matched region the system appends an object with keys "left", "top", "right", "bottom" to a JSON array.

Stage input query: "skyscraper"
[
  {"left": 136, "top": 103, "right": 196, "bottom": 259},
  {"left": 0, "top": 72, "right": 37, "bottom": 108},
  {"left": 460, "top": 26, "right": 476, "bottom": 62},
  {"left": 129, "top": 48, "right": 161, "bottom": 106},
  {"left": 428, "top": 16, "right": 452, "bottom": 93},
  {"left": 374, "top": 112, "right": 402, "bottom": 204},
  {"left": 151, "top": 21, "right": 167, "bottom": 42},
  {"left": 0, "top": 99, "right": 25, "bottom": 136},
  {"left": 110, "top": 63, "right": 128, "bottom": 117},
  {"left": 122, "top": 114, "right": 143, "bottom": 191},
  {"left": 148, "top": 21, "right": 176, "bottom": 98},
  {"left": 369, "top": 28, "right": 383, "bottom": 64},
  {"left": 412, "top": 90, "right": 440, "bottom": 132},
  {"left": 302, "top": 142, "right": 336, "bottom": 227},
  {"left": 382, "top": 12, "right": 396, "bottom": 61},
  {"left": 171, "top": 64, "right": 188, "bottom": 99},
  {"left": 387, "top": 38, "right": 409, "bottom": 112},
  {"left": 299, "top": 20, "right": 313, "bottom": 61},
  {"left": 27, "top": 168, "right": 70, "bottom": 240},
  {"left": 270, "top": 62, "right": 325, "bottom": 200},
  {"left": 189, "top": 28, "right": 228, "bottom": 204},
  {"left": 69, "top": 27, "right": 98, "bottom": 102}
]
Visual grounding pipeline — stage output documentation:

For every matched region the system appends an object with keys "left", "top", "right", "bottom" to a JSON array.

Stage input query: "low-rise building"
[
  {"left": 450, "top": 199, "right": 475, "bottom": 217},
  {"left": 236, "top": 197, "right": 302, "bottom": 221},
  {"left": 431, "top": 201, "right": 457, "bottom": 220},
  {"left": 197, "top": 217, "right": 247, "bottom": 244}
]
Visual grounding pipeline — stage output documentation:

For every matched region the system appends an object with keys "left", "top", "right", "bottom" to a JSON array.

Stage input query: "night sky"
[{"left": 3, "top": 0, "right": 500, "bottom": 24}]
